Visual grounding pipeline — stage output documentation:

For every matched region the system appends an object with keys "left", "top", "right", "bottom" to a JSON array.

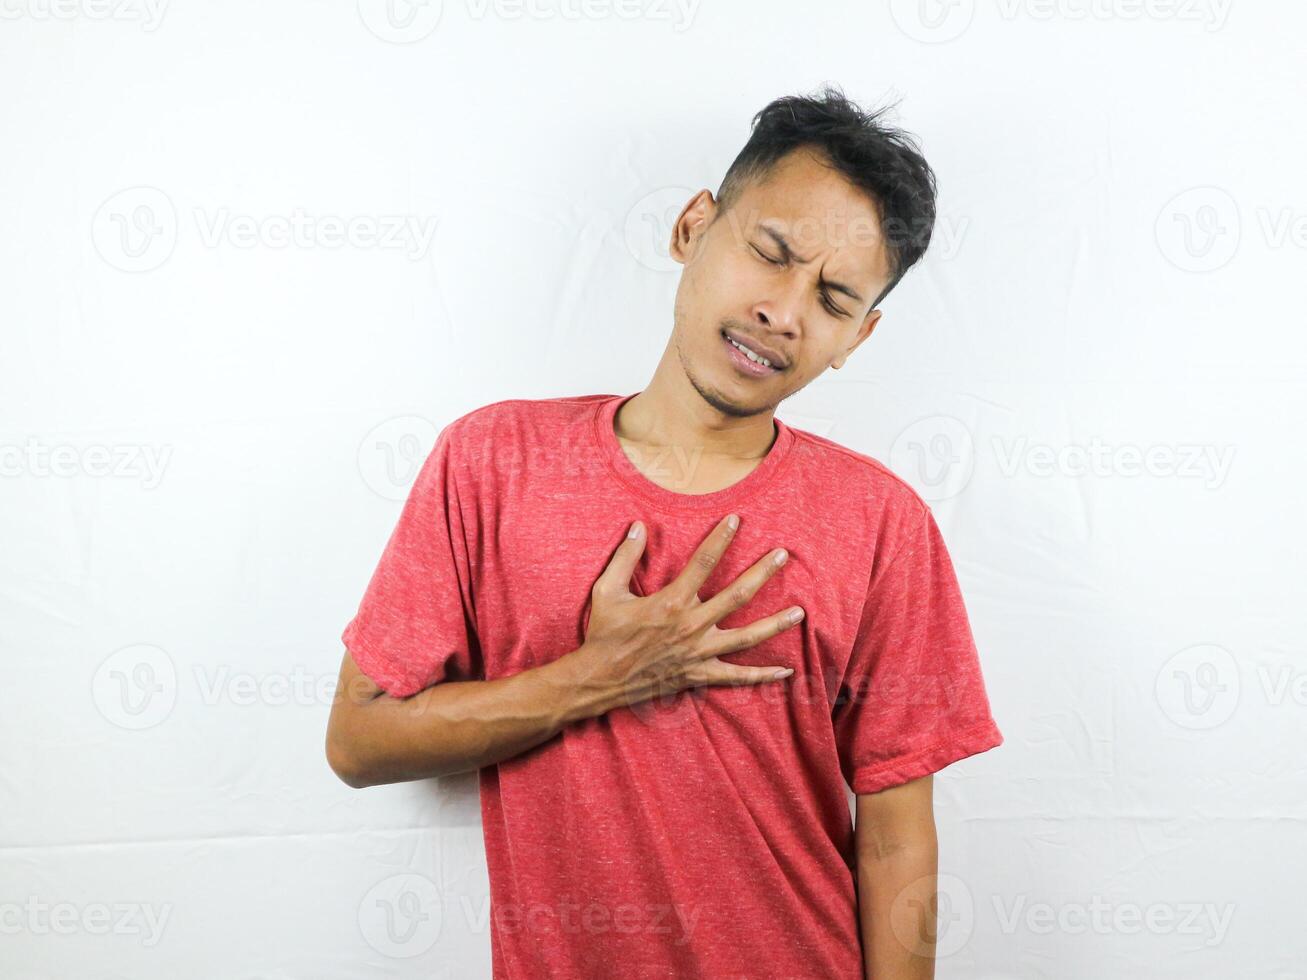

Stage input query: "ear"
[
  {"left": 831, "top": 309, "right": 883, "bottom": 370},
  {"left": 668, "top": 189, "right": 715, "bottom": 265}
]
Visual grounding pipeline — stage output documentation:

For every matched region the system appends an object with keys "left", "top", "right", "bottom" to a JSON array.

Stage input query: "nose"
[{"left": 752, "top": 273, "right": 805, "bottom": 336}]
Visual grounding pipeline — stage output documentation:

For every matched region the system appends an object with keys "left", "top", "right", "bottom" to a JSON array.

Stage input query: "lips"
[{"left": 721, "top": 328, "right": 787, "bottom": 370}]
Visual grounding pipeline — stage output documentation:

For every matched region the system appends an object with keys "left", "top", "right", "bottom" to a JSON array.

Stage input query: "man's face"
[{"left": 668, "top": 147, "right": 894, "bottom": 418}]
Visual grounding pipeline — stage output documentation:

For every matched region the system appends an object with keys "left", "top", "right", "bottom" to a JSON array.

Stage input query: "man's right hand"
[{"left": 564, "top": 513, "right": 805, "bottom": 710}]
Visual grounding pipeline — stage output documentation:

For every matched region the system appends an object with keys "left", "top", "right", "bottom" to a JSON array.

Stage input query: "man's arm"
[
  {"left": 325, "top": 647, "right": 619, "bottom": 788},
  {"left": 855, "top": 774, "right": 939, "bottom": 979},
  {"left": 326, "top": 512, "right": 802, "bottom": 789}
]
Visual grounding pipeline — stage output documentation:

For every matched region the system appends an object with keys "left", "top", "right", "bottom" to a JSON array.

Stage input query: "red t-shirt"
[{"left": 341, "top": 392, "right": 1003, "bottom": 979}]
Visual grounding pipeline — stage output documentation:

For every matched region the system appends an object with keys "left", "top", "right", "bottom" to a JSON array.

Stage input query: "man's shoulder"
[
  {"left": 437, "top": 393, "right": 614, "bottom": 459},
  {"left": 446, "top": 392, "right": 612, "bottom": 431},
  {"left": 785, "top": 421, "right": 929, "bottom": 520}
]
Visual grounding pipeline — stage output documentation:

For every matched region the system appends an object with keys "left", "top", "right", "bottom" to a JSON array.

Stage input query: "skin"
[{"left": 326, "top": 144, "right": 938, "bottom": 977}]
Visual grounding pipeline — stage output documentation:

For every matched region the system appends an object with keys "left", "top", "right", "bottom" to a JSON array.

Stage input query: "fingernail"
[
  {"left": 774, "top": 548, "right": 788, "bottom": 566},
  {"left": 727, "top": 514, "right": 739, "bottom": 530},
  {"left": 772, "top": 668, "right": 793, "bottom": 679},
  {"left": 628, "top": 521, "right": 643, "bottom": 539},
  {"left": 788, "top": 607, "right": 804, "bottom": 623}
]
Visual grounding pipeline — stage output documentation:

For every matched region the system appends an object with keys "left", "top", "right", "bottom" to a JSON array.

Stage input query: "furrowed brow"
[{"left": 759, "top": 224, "right": 866, "bottom": 306}]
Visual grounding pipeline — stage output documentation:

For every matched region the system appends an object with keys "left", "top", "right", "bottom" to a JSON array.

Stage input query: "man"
[{"left": 326, "top": 83, "right": 1003, "bottom": 979}]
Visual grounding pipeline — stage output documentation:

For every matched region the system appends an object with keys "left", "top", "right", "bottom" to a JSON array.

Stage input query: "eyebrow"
[{"left": 758, "top": 224, "right": 866, "bottom": 306}]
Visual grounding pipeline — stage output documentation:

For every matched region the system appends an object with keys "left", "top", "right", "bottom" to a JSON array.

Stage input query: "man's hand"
[{"left": 561, "top": 513, "right": 806, "bottom": 710}]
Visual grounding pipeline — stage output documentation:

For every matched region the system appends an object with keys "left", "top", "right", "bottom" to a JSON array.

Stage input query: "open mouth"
[{"left": 721, "top": 328, "right": 783, "bottom": 375}]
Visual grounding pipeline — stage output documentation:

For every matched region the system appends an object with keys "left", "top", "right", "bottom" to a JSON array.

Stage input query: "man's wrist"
[{"left": 534, "top": 644, "right": 623, "bottom": 729}]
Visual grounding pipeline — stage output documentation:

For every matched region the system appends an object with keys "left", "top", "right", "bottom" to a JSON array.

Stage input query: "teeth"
[{"left": 727, "top": 336, "right": 773, "bottom": 368}]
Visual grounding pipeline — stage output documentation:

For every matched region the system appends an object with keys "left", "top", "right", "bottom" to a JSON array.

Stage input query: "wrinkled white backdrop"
[{"left": 3, "top": 1, "right": 1304, "bottom": 977}]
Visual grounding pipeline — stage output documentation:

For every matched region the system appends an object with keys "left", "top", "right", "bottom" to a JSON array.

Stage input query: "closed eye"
[
  {"left": 754, "top": 245, "right": 849, "bottom": 318},
  {"left": 822, "top": 296, "right": 849, "bottom": 318}
]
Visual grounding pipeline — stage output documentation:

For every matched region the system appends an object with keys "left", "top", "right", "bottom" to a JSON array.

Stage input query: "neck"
[{"left": 617, "top": 358, "right": 777, "bottom": 463}]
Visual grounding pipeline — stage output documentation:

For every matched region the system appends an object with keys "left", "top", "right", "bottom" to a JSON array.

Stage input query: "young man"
[{"left": 326, "top": 84, "right": 1003, "bottom": 979}]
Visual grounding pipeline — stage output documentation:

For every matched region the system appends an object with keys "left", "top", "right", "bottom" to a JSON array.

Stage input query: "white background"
[{"left": 3, "top": 0, "right": 1304, "bottom": 977}]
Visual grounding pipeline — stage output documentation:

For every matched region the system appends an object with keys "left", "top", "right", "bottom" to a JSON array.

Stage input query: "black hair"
[{"left": 714, "top": 83, "right": 938, "bottom": 308}]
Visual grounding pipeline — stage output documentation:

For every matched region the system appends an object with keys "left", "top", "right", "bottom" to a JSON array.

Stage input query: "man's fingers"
[
  {"left": 692, "top": 548, "right": 793, "bottom": 633},
  {"left": 665, "top": 513, "right": 739, "bottom": 602},
  {"left": 694, "top": 657, "right": 794, "bottom": 687},
  {"left": 698, "top": 607, "right": 805, "bottom": 659},
  {"left": 595, "top": 520, "right": 647, "bottom": 598}
]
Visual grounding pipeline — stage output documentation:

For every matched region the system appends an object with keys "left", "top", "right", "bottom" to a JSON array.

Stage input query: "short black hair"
[{"left": 714, "top": 83, "right": 938, "bottom": 308}]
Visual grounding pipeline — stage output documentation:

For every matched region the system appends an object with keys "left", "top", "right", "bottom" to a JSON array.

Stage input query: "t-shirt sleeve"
[
  {"left": 340, "top": 422, "right": 482, "bottom": 697},
  {"left": 832, "top": 501, "right": 1003, "bottom": 795}
]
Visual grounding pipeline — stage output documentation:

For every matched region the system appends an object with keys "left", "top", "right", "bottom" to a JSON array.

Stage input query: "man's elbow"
[{"left": 326, "top": 733, "right": 373, "bottom": 789}]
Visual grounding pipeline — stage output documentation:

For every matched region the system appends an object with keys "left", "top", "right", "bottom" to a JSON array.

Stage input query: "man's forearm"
[
  {"left": 856, "top": 838, "right": 939, "bottom": 979},
  {"left": 331, "top": 648, "right": 619, "bottom": 788}
]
